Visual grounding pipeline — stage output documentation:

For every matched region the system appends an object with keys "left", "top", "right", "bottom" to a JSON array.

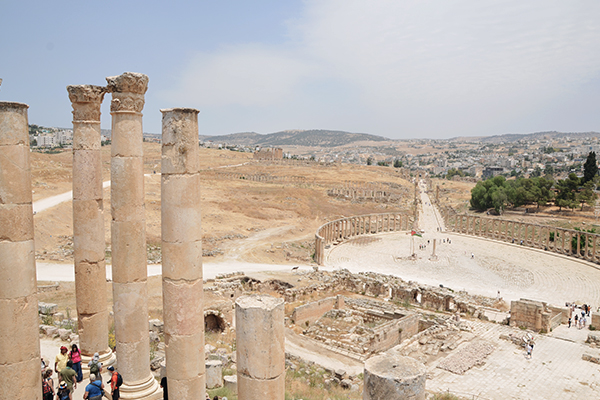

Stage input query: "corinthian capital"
[
  {"left": 106, "top": 72, "right": 149, "bottom": 95},
  {"left": 67, "top": 85, "right": 106, "bottom": 122}
]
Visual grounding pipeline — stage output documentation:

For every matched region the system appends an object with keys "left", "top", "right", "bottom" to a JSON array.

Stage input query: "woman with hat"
[{"left": 55, "top": 381, "right": 72, "bottom": 400}]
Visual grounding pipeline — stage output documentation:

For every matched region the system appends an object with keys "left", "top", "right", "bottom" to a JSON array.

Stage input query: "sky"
[{"left": 1, "top": 0, "right": 600, "bottom": 140}]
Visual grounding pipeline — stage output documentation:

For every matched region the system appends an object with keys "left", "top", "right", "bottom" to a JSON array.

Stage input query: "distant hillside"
[
  {"left": 199, "top": 129, "right": 390, "bottom": 147},
  {"left": 450, "top": 131, "right": 600, "bottom": 143}
]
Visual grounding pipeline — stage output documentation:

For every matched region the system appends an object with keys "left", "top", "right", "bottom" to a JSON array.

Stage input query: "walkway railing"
[
  {"left": 314, "top": 212, "right": 414, "bottom": 265},
  {"left": 444, "top": 211, "right": 600, "bottom": 264}
]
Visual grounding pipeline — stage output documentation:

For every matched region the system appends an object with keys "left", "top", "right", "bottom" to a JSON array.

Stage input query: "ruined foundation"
[
  {"left": 0, "top": 101, "right": 42, "bottom": 399},
  {"left": 236, "top": 295, "right": 285, "bottom": 400},
  {"left": 108, "top": 72, "right": 161, "bottom": 399},
  {"left": 68, "top": 85, "right": 115, "bottom": 369},
  {"left": 161, "top": 108, "right": 205, "bottom": 398},
  {"left": 363, "top": 353, "right": 426, "bottom": 400}
]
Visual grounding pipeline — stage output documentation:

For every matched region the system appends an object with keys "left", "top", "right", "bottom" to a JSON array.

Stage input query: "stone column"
[
  {"left": 161, "top": 108, "right": 205, "bottom": 399},
  {"left": 107, "top": 72, "right": 161, "bottom": 399},
  {"left": 363, "top": 353, "right": 426, "bottom": 400},
  {"left": 236, "top": 295, "right": 285, "bottom": 400},
  {"left": 67, "top": 85, "right": 116, "bottom": 370},
  {"left": 0, "top": 101, "right": 42, "bottom": 399}
]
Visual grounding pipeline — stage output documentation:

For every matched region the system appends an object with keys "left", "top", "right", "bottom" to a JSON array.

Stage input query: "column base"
[
  {"left": 119, "top": 374, "right": 163, "bottom": 400},
  {"left": 81, "top": 348, "right": 117, "bottom": 379}
]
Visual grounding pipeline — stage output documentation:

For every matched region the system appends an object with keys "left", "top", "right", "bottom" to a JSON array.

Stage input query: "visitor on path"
[
  {"left": 160, "top": 376, "right": 168, "bottom": 400},
  {"left": 471, "top": 253, "right": 474, "bottom": 259},
  {"left": 69, "top": 344, "right": 82, "bottom": 383},
  {"left": 107, "top": 365, "right": 122, "bottom": 400},
  {"left": 568, "top": 317, "right": 572, "bottom": 328},
  {"left": 55, "top": 381, "right": 71, "bottom": 400},
  {"left": 88, "top": 352, "right": 103, "bottom": 382},
  {"left": 55, "top": 346, "right": 68, "bottom": 374},
  {"left": 84, "top": 373, "right": 104, "bottom": 400},
  {"left": 526, "top": 342, "right": 533, "bottom": 359},
  {"left": 59, "top": 361, "right": 77, "bottom": 392},
  {"left": 575, "top": 314, "right": 579, "bottom": 328},
  {"left": 42, "top": 368, "right": 54, "bottom": 400}
]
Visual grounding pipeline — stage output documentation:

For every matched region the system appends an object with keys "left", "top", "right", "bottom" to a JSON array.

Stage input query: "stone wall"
[
  {"left": 253, "top": 147, "right": 283, "bottom": 160},
  {"left": 510, "top": 299, "right": 553, "bottom": 332},
  {"left": 368, "top": 314, "right": 421, "bottom": 354},
  {"left": 291, "top": 296, "right": 338, "bottom": 327},
  {"left": 203, "top": 171, "right": 309, "bottom": 185},
  {"left": 445, "top": 211, "right": 600, "bottom": 265}
]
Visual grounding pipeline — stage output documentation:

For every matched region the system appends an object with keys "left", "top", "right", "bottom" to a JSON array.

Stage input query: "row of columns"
[
  {"left": 315, "top": 213, "right": 411, "bottom": 265},
  {"left": 446, "top": 212, "right": 600, "bottom": 262},
  {"left": 206, "top": 171, "right": 308, "bottom": 183}
]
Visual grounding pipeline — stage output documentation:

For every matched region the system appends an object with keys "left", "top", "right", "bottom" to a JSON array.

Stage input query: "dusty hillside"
[{"left": 32, "top": 143, "right": 414, "bottom": 264}]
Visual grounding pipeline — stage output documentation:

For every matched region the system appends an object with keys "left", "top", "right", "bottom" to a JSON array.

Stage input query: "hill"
[
  {"left": 199, "top": 129, "right": 390, "bottom": 147},
  {"left": 449, "top": 131, "right": 600, "bottom": 143}
]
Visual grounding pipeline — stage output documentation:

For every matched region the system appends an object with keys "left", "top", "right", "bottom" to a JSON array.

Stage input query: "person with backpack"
[
  {"left": 55, "top": 381, "right": 71, "bottom": 400},
  {"left": 84, "top": 373, "right": 105, "bottom": 400},
  {"left": 88, "top": 352, "right": 103, "bottom": 381},
  {"left": 42, "top": 369, "right": 54, "bottom": 400},
  {"left": 107, "top": 366, "right": 122, "bottom": 400}
]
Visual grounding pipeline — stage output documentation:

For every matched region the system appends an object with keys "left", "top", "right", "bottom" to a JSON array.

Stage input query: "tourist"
[
  {"left": 88, "top": 352, "right": 103, "bottom": 382},
  {"left": 59, "top": 360, "right": 77, "bottom": 392},
  {"left": 54, "top": 346, "right": 69, "bottom": 374},
  {"left": 568, "top": 317, "right": 572, "bottom": 328},
  {"left": 55, "top": 381, "right": 71, "bottom": 400},
  {"left": 160, "top": 376, "right": 168, "bottom": 400},
  {"left": 42, "top": 369, "right": 54, "bottom": 400},
  {"left": 526, "top": 342, "right": 533, "bottom": 359},
  {"left": 107, "top": 365, "right": 122, "bottom": 400},
  {"left": 575, "top": 314, "right": 579, "bottom": 328},
  {"left": 83, "top": 373, "right": 104, "bottom": 400},
  {"left": 69, "top": 344, "right": 82, "bottom": 383}
]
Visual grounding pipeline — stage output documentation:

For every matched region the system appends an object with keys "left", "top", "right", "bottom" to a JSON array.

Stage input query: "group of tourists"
[
  {"left": 42, "top": 346, "right": 121, "bottom": 400},
  {"left": 567, "top": 303, "right": 594, "bottom": 329}
]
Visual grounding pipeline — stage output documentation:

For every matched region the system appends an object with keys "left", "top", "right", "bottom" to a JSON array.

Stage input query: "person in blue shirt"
[{"left": 83, "top": 373, "right": 105, "bottom": 400}]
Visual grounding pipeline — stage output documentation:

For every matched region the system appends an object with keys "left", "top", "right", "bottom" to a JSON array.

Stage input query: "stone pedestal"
[
  {"left": 0, "top": 101, "right": 42, "bottom": 399},
  {"left": 224, "top": 375, "right": 238, "bottom": 393},
  {"left": 67, "top": 85, "right": 115, "bottom": 368},
  {"left": 236, "top": 295, "right": 285, "bottom": 400},
  {"left": 107, "top": 72, "right": 160, "bottom": 399},
  {"left": 206, "top": 360, "right": 223, "bottom": 389},
  {"left": 363, "top": 353, "right": 426, "bottom": 400},
  {"left": 161, "top": 108, "right": 205, "bottom": 399}
]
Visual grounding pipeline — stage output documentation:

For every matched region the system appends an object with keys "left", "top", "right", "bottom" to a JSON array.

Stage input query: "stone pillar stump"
[{"left": 363, "top": 353, "right": 426, "bottom": 400}]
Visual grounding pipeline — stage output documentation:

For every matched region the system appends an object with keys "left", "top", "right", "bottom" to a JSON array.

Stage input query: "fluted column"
[
  {"left": 107, "top": 72, "right": 161, "bottom": 399},
  {"left": 0, "top": 101, "right": 42, "bottom": 399},
  {"left": 68, "top": 85, "right": 116, "bottom": 369},
  {"left": 161, "top": 108, "right": 205, "bottom": 399}
]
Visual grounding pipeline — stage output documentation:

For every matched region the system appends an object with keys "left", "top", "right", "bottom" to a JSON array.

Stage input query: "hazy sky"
[{"left": 1, "top": 1, "right": 599, "bottom": 139}]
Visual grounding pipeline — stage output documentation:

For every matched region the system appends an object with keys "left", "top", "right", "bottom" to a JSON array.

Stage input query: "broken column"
[
  {"left": 0, "top": 100, "right": 42, "bottom": 398},
  {"left": 67, "top": 85, "right": 115, "bottom": 369},
  {"left": 236, "top": 295, "right": 285, "bottom": 400},
  {"left": 161, "top": 108, "right": 205, "bottom": 399},
  {"left": 107, "top": 72, "right": 161, "bottom": 399},
  {"left": 363, "top": 353, "right": 426, "bottom": 400}
]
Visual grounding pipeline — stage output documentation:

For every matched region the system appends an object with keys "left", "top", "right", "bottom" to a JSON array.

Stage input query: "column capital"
[
  {"left": 67, "top": 85, "right": 106, "bottom": 122},
  {"left": 106, "top": 72, "right": 148, "bottom": 113}
]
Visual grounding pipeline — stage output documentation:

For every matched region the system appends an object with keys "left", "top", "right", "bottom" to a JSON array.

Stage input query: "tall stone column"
[
  {"left": 161, "top": 108, "right": 205, "bottom": 399},
  {"left": 0, "top": 101, "right": 42, "bottom": 399},
  {"left": 107, "top": 72, "right": 161, "bottom": 399},
  {"left": 236, "top": 295, "right": 285, "bottom": 400},
  {"left": 67, "top": 85, "right": 116, "bottom": 369}
]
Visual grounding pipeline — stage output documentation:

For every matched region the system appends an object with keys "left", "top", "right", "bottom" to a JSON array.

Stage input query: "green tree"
[
  {"left": 393, "top": 159, "right": 403, "bottom": 168},
  {"left": 544, "top": 164, "right": 554, "bottom": 176},
  {"left": 578, "top": 180, "right": 597, "bottom": 210},
  {"left": 555, "top": 173, "right": 580, "bottom": 211},
  {"left": 583, "top": 151, "right": 598, "bottom": 184},
  {"left": 366, "top": 157, "right": 373, "bottom": 166}
]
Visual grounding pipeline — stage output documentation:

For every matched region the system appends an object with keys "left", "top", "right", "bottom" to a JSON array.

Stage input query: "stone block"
[
  {"left": 74, "top": 261, "right": 107, "bottom": 314},
  {"left": 0, "top": 144, "right": 31, "bottom": 205},
  {"left": 113, "top": 281, "right": 149, "bottom": 343},
  {"left": 38, "top": 303, "right": 58, "bottom": 315},
  {"left": 236, "top": 295, "right": 285, "bottom": 380},
  {"left": 0, "top": 355, "right": 41, "bottom": 400},
  {"left": 110, "top": 156, "right": 144, "bottom": 220},
  {"left": 363, "top": 353, "right": 426, "bottom": 400},
  {"left": 58, "top": 328, "right": 71, "bottom": 341},
  {"left": 115, "top": 340, "right": 151, "bottom": 383},
  {"left": 111, "top": 114, "right": 144, "bottom": 157},
  {"left": 161, "top": 174, "right": 202, "bottom": 243},
  {"left": 0, "top": 240, "right": 36, "bottom": 299},
  {"left": 0, "top": 102, "right": 29, "bottom": 146},
  {"left": 224, "top": 374, "right": 238, "bottom": 393},
  {"left": 165, "top": 331, "right": 205, "bottom": 380},
  {"left": 0, "top": 295, "right": 40, "bottom": 364},
  {"left": 78, "top": 310, "right": 109, "bottom": 354},
  {"left": 72, "top": 122, "right": 101, "bottom": 150},
  {"left": 236, "top": 372, "right": 285, "bottom": 400},
  {"left": 0, "top": 204, "right": 34, "bottom": 241},
  {"left": 168, "top": 374, "right": 206, "bottom": 400},
  {"left": 206, "top": 360, "right": 223, "bottom": 389},
  {"left": 161, "top": 240, "right": 203, "bottom": 281},
  {"left": 73, "top": 201, "right": 105, "bottom": 264},
  {"left": 111, "top": 220, "right": 147, "bottom": 283},
  {"left": 149, "top": 319, "right": 164, "bottom": 333},
  {"left": 163, "top": 279, "right": 204, "bottom": 336},
  {"left": 73, "top": 150, "right": 103, "bottom": 201}
]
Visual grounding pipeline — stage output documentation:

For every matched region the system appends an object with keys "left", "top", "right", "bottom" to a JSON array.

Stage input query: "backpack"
[
  {"left": 58, "top": 388, "right": 70, "bottom": 400},
  {"left": 42, "top": 379, "right": 52, "bottom": 394},
  {"left": 90, "top": 360, "right": 100, "bottom": 375},
  {"left": 116, "top": 372, "right": 123, "bottom": 388}
]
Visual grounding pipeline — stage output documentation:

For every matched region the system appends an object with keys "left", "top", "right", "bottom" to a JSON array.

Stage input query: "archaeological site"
[{"left": 2, "top": 73, "right": 600, "bottom": 400}]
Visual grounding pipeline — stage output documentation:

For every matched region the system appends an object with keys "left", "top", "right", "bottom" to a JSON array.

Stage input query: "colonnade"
[
  {"left": 446, "top": 212, "right": 600, "bottom": 263},
  {"left": 315, "top": 213, "right": 412, "bottom": 265},
  {"left": 204, "top": 171, "right": 308, "bottom": 183}
]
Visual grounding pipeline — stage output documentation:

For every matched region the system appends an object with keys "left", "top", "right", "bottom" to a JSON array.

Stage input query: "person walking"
[
  {"left": 42, "top": 369, "right": 54, "bottom": 400},
  {"left": 107, "top": 366, "right": 122, "bottom": 400},
  {"left": 526, "top": 342, "right": 533, "bottom": 359},
  {"left": 59, "top": 361, "right": 77, "bottom": 392},
  {"left": 69, "top": 344, "right": 83, "bottom": 383},
  {"left": 54, "top": 346, "right": 68, "bottom": 375},
  {"left": 55, "top": 381, "right": 72, "bottom": 400},
  {"left": 88, "top": 352, "right": 103, "bottom": 382},
  {"left": 83, "top": 373, "right": 104, "bottom": 400}
]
